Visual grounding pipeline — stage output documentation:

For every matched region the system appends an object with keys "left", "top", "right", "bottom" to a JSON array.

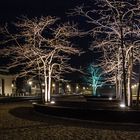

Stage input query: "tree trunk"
[
  {"left": 127, "top": 75, "right": 131, "bottom": 106},
  {"left": 136, "top": 66, "right": 140, "bottom": 107},
  {"left": 116, "top": 71, "right": 122, "bottom": 100},
  {"left": 115, "top": 73, "right": 122, "bottom": 100},
  {"left": 119, "top": 77, "right": 122, "bottom": 101},
  {"left": 120, "top": 26, "right": 127, "bottom": 106},
  {"left": 93, "top": 86, "right": 97, "bottom": 96},
  {"left": 37, "top": 75, "right": 43, "bottom": 98},
  {"left": 44, "top": 75, "right": 48, "bottom": 103},
  {"left": 127, "top": 49, "right": 133, "bottom": 107},
  {"left": 127, "top": 72, "right": 132, "bottom": 106},
  {"left": 48, "top": 70, "right": 52, "bottom": 102},
  {"left": 48, "top": 66, "right": 52, "bottom": 102},
  {"left": 117, "top": 48, "right": 122, "bottom": 100},
  {"left": 115, "top": 74, "right": 118, "bottom": 99}
]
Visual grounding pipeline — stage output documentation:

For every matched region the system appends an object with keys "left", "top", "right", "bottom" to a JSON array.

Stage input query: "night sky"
[
  {"left": 0, "top": 0, "right": 91, "bottom": 21},
  {"left": 0, "top": 0, "right": 95, "bottom": 67},
  {"left": 0, "top": 0, "right": 139, "bottom": 81}
]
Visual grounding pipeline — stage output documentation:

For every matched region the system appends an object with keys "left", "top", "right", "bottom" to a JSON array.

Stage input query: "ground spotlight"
[
  {"left": 120, "top": 103, "right": 126, "bottom": 108},
  {"left": 50, "top": 100, "right": 55, "bottom": 104},
  {"left": 32, "top": 102, "right": 37, "bottom": 105}
]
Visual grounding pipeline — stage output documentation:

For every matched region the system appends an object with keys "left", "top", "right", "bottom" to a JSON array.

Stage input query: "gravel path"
[{"left": 0, "top": 102, "right": 140, "bottom": 140}]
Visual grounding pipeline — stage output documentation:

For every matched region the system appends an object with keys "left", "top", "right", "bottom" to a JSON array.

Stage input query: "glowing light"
[
  {"left": 28, "top": 81, "right": 32, "bottom": 85},
  {"left": 83, "top": 87, "right": 85, "bottom": 90},
  {"left": 109, "top": 97, "right": 112, "bottom": 100},
  {"left": 42, "top": 83, "right": 45, "bottom": 86},
  {"left": 120, "top": 103, "right": 126, "bottom": 108},
  {"left": 132, "top": 84, "right": 137, "bottom": 89},
  {"left": 50, "top": 100, "right": 55, "bottom": 104},
  {"left": 52, "top": 83, "right": 55, "bottom": 87},
  {"left": 67, "top": 85, "right": 70, "bottom": 88},
  {"left": 11, "top": 84, "right": 14, "bottom": 88},
  {"left": 66, "top": 84, "right": 71, "bottom": 92},
  {"left": 76, "top": 86, "right": 79, "bottom": 89}
]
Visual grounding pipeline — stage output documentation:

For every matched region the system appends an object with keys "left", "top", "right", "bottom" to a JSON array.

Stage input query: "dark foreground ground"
[{"left": 0, "top": 101, "right": 140, "bottom": 140}]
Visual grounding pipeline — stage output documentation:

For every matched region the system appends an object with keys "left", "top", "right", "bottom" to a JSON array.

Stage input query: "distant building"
[{"left": 0, "top": 69, "right": 15, "bottom": 96}]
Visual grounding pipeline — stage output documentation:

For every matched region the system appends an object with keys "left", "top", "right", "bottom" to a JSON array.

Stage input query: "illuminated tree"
[
  {"left": 84, "top": 64, "right": 105, "bottom": 96},
  {"left": 0, "top": 16, "right": 81, "bottom": 103},
  {"left": 71, "top": 0, "right": 140, "bottom": 106}
]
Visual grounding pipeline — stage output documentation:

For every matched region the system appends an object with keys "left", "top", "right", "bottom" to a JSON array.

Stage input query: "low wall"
[{"left": 33, "top": 102, "right": 140, "bottom": 123}]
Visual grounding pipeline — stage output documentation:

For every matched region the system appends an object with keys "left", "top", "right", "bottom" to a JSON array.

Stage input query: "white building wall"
[
  {"left": 4, "top": 77, "right": 13, "bottom": 96},
  {"left": 0, "top": 74, "right": 15, "bottom": 96}
]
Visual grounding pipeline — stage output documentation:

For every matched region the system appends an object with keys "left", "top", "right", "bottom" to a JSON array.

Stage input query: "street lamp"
[
  {"left": 52, "top": 83, "right": 55, "bottom": 87},
  {"left": 11, "top": 84, "right": 14, "bottom": 88},
  {"left": 66, "top": 84, "right": 71, "bottom": 93},
  {"left": 28, "top": 81, "right": 32, "bottom": 86},
  {"left": 28, "top": 81, "right": 32, "bottom": 95},
  {"left": 76, "top": 85, "right": 79, "bottom": 92},
  {"left": 11, "top": 84, "right": 14, "bottom": 95},
  {"left": 52, "top": 83, "right": 55, "bottom": 94},
  {"left": 83, "top": 87, "right": 85, "bottom": 90}
]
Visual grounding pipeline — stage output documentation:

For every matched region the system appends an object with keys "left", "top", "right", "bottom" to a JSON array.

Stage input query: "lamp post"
[
  {"left": 11, "top": 84, "right": 14, "bottom": 96},
  {"left": 76, "top": 85, "right": 79, "bottom": 94},
  {"left": 66, "top": 84, "right": 71, "bottom": 94},
  {"left": 28, "top": 81, "right": 32, "bottom": 95},
  {"left": 52, "top": 83, "right": 55, "bottom": 94}
]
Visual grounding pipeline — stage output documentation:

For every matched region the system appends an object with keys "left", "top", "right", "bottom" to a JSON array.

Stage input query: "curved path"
[{"left": 0, "top": 101, "right": 140, "bottom": 140}]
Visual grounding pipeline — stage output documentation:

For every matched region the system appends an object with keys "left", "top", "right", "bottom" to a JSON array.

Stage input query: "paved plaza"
[{"left": 0, "top": 101, "right": 140, "bottom": 140}]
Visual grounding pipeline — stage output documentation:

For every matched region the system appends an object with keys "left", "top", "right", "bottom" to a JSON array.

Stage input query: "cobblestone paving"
[{"left": 0, "top": 102, "right": 140, "bottom": 140}]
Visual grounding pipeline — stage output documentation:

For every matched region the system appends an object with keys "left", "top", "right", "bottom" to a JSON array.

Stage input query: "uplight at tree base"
[
  {"left": 32, "top": 102, "right": 37, "bottom": 105},
  {"left": 50, "top": 100, "right": 55, "bottom": 104},
  {"left": 109, "top": 97, "right": 112, "bottom": 100},
  {"left": 120, "top": 103, "right": 126, "bottom": 108}
]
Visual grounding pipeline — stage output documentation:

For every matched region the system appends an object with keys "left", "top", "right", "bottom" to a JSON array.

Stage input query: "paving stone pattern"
[{"left": 0, "top": 102, "right": 140, "bottom": 140}]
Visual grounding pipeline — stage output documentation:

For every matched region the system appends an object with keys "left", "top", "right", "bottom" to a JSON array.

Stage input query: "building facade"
[{"left": 0, "top": 69, "right": 15, "bottom": 96}]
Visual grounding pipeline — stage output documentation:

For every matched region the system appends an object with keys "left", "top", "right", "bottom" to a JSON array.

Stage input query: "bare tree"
[
  {"left": 0, "top": 16, "right": 81, "bottom": 103},
  {"left": 71, "top": 0, "right": 140, "bottom": 106},
  {"left": 84, "top": 64, "right": 105, "bottom": 96}
]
